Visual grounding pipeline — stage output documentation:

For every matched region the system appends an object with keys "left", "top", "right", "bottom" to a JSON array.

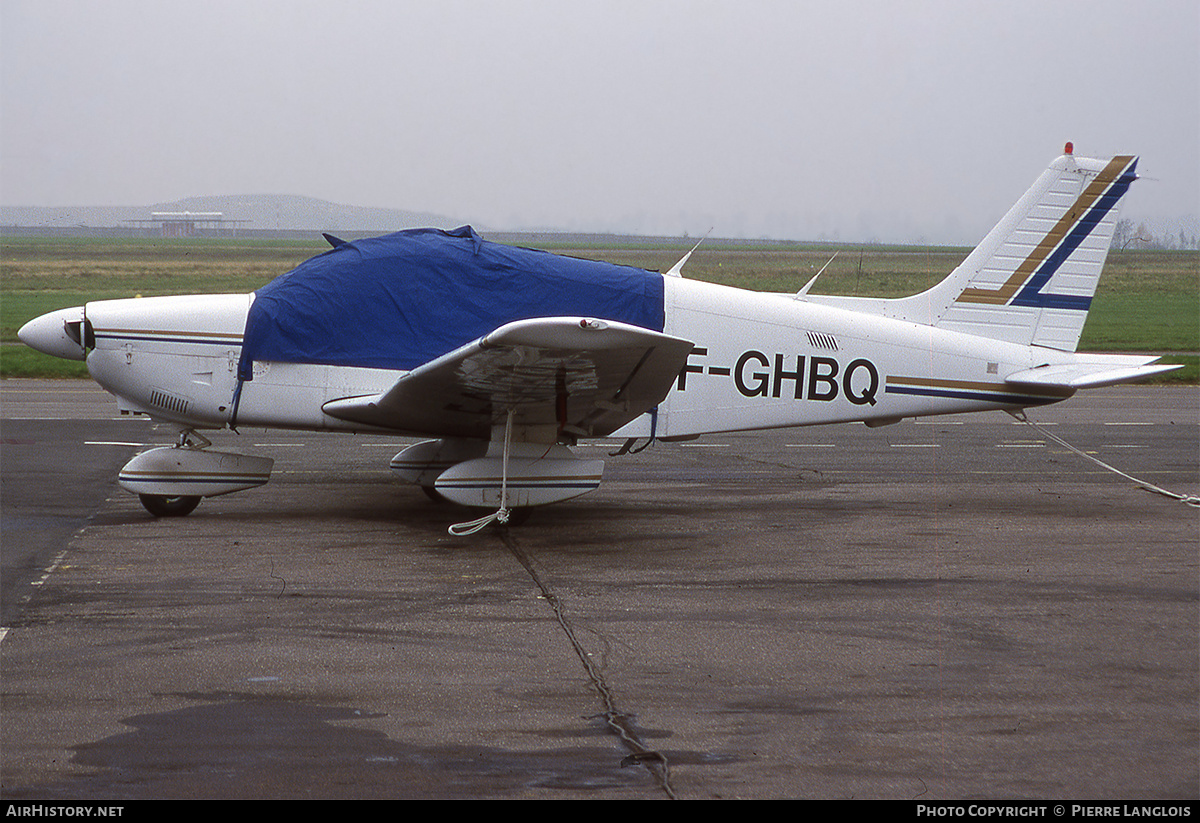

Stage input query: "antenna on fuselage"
[
  {"left": 665, "top": 229, "right": 712, "bottom": 278},
  {"left": 794, "top": 250, "right": 840, "bottom": 299}
]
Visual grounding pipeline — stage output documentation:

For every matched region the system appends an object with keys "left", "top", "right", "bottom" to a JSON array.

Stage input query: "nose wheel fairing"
[{"left": 119, "top": 446, "right": 274, "bottom": 515}]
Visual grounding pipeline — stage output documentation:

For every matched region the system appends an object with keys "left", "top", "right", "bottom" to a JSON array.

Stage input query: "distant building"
[{"left": 127, "top": 211, "right": 250, "bottom": 238}]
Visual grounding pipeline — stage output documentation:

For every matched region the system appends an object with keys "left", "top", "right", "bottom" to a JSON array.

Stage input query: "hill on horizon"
[{"left": 0, "top": 193, "right": 473, "bottom": 233}]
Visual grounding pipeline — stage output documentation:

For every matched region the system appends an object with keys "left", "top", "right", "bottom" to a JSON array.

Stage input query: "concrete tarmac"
[{"left": 1, "top": 380, "right": 1197, "bottom": 799}]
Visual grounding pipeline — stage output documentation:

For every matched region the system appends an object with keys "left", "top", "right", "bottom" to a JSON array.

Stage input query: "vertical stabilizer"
[
  {"left": 919, "top": 151, "right": 1138, "bottom": 351},
  {"left": 806, "top": 151, "right": 1139, "bottom": 352}
]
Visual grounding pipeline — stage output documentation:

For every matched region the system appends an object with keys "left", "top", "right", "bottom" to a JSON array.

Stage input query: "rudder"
[{"left": 924, "top": 151, "right": 1138, "bottom": 351}]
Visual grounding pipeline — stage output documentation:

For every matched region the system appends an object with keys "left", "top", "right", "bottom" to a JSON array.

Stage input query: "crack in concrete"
[{"left": 498, "top": 528, "right": 677, "bottom": 800}]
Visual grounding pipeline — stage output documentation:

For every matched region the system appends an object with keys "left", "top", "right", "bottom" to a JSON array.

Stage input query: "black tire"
[
  {"left": 139, "top": 494, "right": 201, "bottom": 518},
  {"left": 421, "top": 485, "right": 448, "bottom": 504}
]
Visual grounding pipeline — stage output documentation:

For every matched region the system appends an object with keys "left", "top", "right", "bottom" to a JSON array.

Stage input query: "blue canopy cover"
[{"left": 238, "top": 226, "right": 666, "bottom": 381}]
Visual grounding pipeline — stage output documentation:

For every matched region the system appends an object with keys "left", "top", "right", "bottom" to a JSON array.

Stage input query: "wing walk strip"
[
  {"left": 956, "top": 155, "right": 1136, "bottom": 307},
  {"left": 885, "top": 376, "right": 1065, "bottom": 405}
]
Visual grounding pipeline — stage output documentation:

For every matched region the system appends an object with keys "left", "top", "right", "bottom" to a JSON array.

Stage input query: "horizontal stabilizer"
[{"left": 1006, "top": 355, "right": 1181, "bottom": 390}]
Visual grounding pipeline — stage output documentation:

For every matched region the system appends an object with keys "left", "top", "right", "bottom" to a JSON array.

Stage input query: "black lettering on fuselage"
[
  {"left": 677, "top": 349, "right": 881, "bottom": 405},
  {"left": 772, "top": 354, "right": 805, "bottom": 399},
  {"left": 844, "top": 358, "right": 879, "bottom": 405},
  {"left": 676, "top": 346, "right": 707, "bottom": 391},
  {"left": 735, "top": 350, "right": 770, "bottom": 397},
  {"left": 807, "top": 356, "right": 839, "bottom": 401}
]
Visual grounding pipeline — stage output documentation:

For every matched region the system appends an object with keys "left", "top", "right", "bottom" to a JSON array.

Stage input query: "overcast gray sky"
[{"left": 2, "top": 0, "right": 1196, "bottom": 243}]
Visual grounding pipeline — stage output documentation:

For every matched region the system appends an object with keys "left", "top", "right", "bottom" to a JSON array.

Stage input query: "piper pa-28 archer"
[{"left": 19, "top": 146, "right": 1179, "bottom": 534}]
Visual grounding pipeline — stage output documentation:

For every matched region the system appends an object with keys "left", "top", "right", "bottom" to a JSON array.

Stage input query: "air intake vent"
[
  {"left": 807, "top": 331, "right": 839, "bottom": 351},
  {"left": 149, "top": 389, "right": 191, "bottom": 416}
]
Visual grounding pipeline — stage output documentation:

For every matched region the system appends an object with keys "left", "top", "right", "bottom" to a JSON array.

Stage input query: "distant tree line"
[{"left": 1111, "top": 219, "right": 1199, "bottom": 250}]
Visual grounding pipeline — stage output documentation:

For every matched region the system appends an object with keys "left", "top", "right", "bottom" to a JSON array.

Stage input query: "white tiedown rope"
[
  {"left": 449, "top": 409, "right": 516, "bottom": 536},
  {"left": 1008, "top": 410, "right": 1199, "bottom": 507}
]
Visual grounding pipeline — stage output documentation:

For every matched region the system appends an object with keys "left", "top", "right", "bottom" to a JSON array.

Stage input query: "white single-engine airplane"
[{"left": 19, "top": 146, "right": 1179, "bottom": 533}]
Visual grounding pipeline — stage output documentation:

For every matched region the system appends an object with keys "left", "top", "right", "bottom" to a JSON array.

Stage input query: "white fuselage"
[
  {"left": 655, "top": 276, "right": 1068, "bottom": 436},
  {"left": 81, "top": 275, "right": 1072, "bottom": 439},
  {"left": 20, "top": 152, "right": 1160, "bottom": 522}
]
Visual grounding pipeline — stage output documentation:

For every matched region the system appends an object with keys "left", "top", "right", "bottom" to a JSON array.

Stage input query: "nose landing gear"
[
  {"left": 138, "top": 493, "right": 202, "bottom": 518},
  {"left": 119, "top": 428, "right": 273, "bottom": 518}
]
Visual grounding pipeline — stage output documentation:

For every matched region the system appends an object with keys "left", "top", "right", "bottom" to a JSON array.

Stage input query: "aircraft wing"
[
  {"left": 1005, "top": 354, "right": 1181, "bottom": 390},
  {"left": 322, "top": 317, "right": 694, "bottom": 439}
]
